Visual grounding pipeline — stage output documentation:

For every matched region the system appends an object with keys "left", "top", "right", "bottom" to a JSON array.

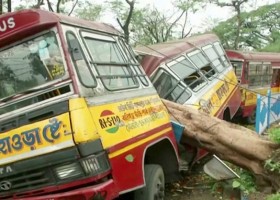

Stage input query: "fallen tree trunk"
[{"left": 162, "top": 99, "right": 280, "bottom": 192}]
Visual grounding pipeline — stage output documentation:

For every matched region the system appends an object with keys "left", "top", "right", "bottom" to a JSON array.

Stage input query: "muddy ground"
[{"left": 165, "top": 162, "right": 269, "bottom": 200}]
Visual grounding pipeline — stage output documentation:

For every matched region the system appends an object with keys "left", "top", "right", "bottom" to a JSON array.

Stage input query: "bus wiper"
[{"left": 0, "top": 85, "right": 53, "bottom": 103}]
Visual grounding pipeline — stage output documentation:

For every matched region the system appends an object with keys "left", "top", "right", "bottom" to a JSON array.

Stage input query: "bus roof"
[
  {"left": 0, "top": 9, "right": 121, "bottom": 48},
  {"left": 226, "top": 50, "right": 280, "bottom": 62},
  {"left": 135, "top": 33, "right": 220, "bottom": 76}
]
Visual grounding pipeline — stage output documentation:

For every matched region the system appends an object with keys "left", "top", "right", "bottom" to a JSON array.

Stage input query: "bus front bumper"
[{"left": 17, "top": 179, "right": 118, "bottom": 200}]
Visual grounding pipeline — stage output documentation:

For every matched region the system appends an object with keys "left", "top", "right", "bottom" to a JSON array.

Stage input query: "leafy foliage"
[
  {"left": 266, "top": 193, "right": 280, "bottom": 200},
  {"left": 231, "top": 170, "right": 256, "bottom": 195},
  {"left": 213, "top": 2, "right": 280, "bottom": 51},
  {"left": 265, "top": 159, "right": 280, "bottom": 174},
  {"left": 75, "top": 1, "right": 104, "bottom": 21},
  {"left": 268, "top": 128, "right": 280, "bottom": 144}
]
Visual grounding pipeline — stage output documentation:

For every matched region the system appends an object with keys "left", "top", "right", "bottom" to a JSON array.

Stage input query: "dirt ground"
[
  {"left": 166, "top": 186, "right": 268, "bottom": 200},
  {"left": 164, "top": 122, "right": 279, "bottom": 200},
  {"left": 165, "top": 177, "right": 266, "bottom": 200},
  {"left": 165, "top": 163, "right": 269, "bottom": 200}
]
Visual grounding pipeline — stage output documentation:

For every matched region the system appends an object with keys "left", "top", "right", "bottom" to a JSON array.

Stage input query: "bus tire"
[
  {"left": 134, "top": 164, "right": 165, "bottom": 200},
  {"left": 246, "top": 110, "right": 256, "bottom": 124}
]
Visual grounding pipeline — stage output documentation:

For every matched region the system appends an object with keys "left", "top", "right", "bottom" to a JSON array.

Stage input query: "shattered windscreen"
[{"left": 0, "top": 31, "right": 66, "bottom": 99}]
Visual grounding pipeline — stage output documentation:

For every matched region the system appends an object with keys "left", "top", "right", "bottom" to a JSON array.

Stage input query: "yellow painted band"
[{"left": 108, "top": 127, "right": 172, "bottom": 158}]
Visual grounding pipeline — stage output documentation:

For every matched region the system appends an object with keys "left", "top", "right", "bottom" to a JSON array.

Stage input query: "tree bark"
[
  {"left": 162, "top": 99, "right": 280, "bottom": 191},
  {"left": 0, "top": 0, "right": 3, "bottom": 15}
]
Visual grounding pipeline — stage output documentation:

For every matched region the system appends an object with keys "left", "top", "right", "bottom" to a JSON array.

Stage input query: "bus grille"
[{"left": 0, "top": 168, "right": 54, "bottom": 198}]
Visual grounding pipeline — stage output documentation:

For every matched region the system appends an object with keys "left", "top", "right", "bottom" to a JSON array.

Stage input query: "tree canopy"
[
  {"left": 213, "top": 2, "right": 280, "bottom": 52},
  {"left": 1, "top": 0, "right": 279, "bottom": 50}
]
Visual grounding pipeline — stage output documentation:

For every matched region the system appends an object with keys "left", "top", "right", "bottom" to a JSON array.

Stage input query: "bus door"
[
  {"left": 271, "top": 64, "right": 280, "bottom": 93},
  {"left": 230, "top": 60, "right": 246, "bottom": 104},
  {"left": 230, "top": 60, "right": 243, "bottom": 84}
]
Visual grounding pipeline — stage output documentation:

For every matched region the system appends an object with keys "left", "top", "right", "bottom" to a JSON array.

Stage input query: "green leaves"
[
  {"left": 231, "top": 170, "right": 256, "bottom": 194},
  {"left": 265, "top": 159, "right": 280, "bottom": 173},
  {"left": 268, "top": 128, "right": 280, "bottom": 144},
  {"left": 213, "top": 2, "right": 280, "bottom": 51},
  {"left": 266, "top": 193, "right": 280, "bottom": 200},
  {"left": 232, "top": 180, "right": 241, "bottom": 188},
  {"left": 76, "top": 4, "right": 104, "bottom": 21}
]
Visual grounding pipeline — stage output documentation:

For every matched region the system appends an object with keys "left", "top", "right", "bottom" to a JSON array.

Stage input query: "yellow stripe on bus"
[{"left": 108, "top": 127, "right": 173, "bottom": 158}]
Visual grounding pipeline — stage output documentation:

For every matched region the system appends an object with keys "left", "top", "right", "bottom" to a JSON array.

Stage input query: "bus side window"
[
  {"left": 66, "top": 32, "right": 96, "bottom": 87},
  {"left": 188, "top": 51, "right": 216, "bottom": 80},
  {"left": 202, "top": 45, "right": 224, "bottom": 73},
  {"left": 231, "top": 61, "right": 243, "bottom": 81},
  {"left": 153, "top": 72, "right": 173, "bottom": 98},
  {"left": 272, "top": 69, "right": 280, "bottom": 86},
  {"left": 168, "top": 56, "right": 207, "bottom": 91},
  {"left": 213, "top": 42, "right": 230, "bottom": 68},
  {"left": 248, "top": 63, "right": 261, "bottom": 87},
  {"left": 183, "top": 73, "right": 205, "bottom": 90},
  {"left": 248, "top": 63, "right": 272, "bottom": 87},
  {"left": 201, "top": 65, "right": 216, "bottom": 78},
  {"left": 153, "top": 69, "right": 191, "bottom": 103},
  {"left": 262, "top": 63, "right": 272, "bottom": 86}
]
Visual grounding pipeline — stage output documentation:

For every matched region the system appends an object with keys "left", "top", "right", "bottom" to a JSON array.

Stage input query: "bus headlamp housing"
[
  {"left": 54, "top": 152, "right": 110, "bottom": 181},
  {"left": 80, "top": 152, "right": 111, "bottom": 175},
  {"left": 55, "top": 163, "right": 83, "bottom": 180}
]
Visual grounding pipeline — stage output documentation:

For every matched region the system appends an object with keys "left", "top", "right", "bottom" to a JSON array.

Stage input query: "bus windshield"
[
  {"left": 83, "top": 33, "right": 138, "bottom": 90},
  {"left": 0, "top": 31, "right": 66, "bottom": 99}
]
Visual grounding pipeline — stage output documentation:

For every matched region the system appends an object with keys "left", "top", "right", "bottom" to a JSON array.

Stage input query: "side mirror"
[{"left": 68, "top": 39, "right": 83, "bottom": 61}]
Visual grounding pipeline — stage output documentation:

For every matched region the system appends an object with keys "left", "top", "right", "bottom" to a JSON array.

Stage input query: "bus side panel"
[
  {"left": 216, "top": 86, "right": 242, "bottom": 119},
  {"left": 241, "top": 88, "right": 267, "bottom": 117},
  {"left": 199, "top": 69, "right": 241, "bottom": 120},
  {"left": 108, "top": 127, "right": 175, "bottom": 194},
  {"left": 88, "top": 94, "right": 171, "bottom": 149},
  {"left": 86, "top": 94, "right": 179, "bottom": 193}
]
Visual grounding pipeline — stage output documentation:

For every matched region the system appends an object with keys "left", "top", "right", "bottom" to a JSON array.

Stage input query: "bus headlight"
[
  {"left": 80, "top": 152, "right": 111, "bottom": 175},
  {"left": 55, "top": 163, "right": 83, "bottom": 180}
]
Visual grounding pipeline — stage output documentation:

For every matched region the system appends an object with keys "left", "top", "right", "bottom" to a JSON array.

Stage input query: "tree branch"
[
  {"left": 68, "top": 0, "right": 79, "bottom": 16},
  {"left": 164, "top": 10, "right": 185, "bottom": 41},
  {"left": 56, "top": 0, "right": 62, "bottom": 13},
  {"left": 46, "top": 0, "right": 54, "bottom": 12}
]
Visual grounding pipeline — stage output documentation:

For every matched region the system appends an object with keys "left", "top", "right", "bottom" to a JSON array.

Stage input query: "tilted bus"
[
  {"left": 0, "top": 9, "right": 181, "bottom": 200},
  {"left": 226, "top": 50, "right": 280, "bottom": 124},
  {"left": 135, "top": 34, "right": 242, "bottom": 164}
]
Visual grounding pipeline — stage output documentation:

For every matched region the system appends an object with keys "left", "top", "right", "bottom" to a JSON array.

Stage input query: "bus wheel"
[
  {"left": 246, "top": 110, "right": 256, "bottom": 124},
  {"left": 134, "top": 164, "right": 165, "bottom": 200}
]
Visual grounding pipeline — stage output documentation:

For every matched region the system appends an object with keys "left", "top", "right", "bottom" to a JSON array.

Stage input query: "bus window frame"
[
  {"left": 272, "top": 67, "right": 280, "bottom": 87},
  {"left": 230, "top": 60, "right": 244, "bottom": 82},
  {"left": 167, "top": 55, "right": 208, "bottom": 92},
  {"left": 213, "top": 42, "right": 230, "bottom": 68},
  {"left": 0, "top": 28, "right": 69, "bottom": 99},
  {"left": 80, "top": 30, "right": 139, "bottom": 91},
  {"left": 247, "top": 61, "right": 272, "bottom": 88},
  {"left": 202, "top": 44, "right": 225, "bottom": 73},
  {"left": 187, "top": 49, "right": 217, "bottom": 82},
  {"left": 151, "top": 67, "right": 192, "bottom": 103},
  {"left": 118, "top": 38, "right": 149, "bottom": 87},
  {"left": 66, "top": 30, "right": 97, "bottom": 88}
]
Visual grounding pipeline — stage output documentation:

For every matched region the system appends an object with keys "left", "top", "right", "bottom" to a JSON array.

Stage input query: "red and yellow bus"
[
  {"left": 226, "top": 50, "right": 280, "bottom": 123},
  {"left": 135, "top": 34, "right": 242, "bottom": 164},
  {"left": 0, "top": 9, "right": 180, "bottom": 200}
]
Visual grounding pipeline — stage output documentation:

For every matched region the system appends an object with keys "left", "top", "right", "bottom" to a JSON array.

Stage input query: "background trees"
[
  {"left": 1, "top": 0, "right": 280, "bottom": 193},
  {"left": 213, "top": 2, "right": 280, "bottom": 51},
  {"left": 0, "top": 0, "right": 11, "bottom": 14},
  {"left": 210, "top": 0, "right": 249, "bottom": 50},
  {"left": 2, "top": 0, "right": 279, "bottom": 51}
]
